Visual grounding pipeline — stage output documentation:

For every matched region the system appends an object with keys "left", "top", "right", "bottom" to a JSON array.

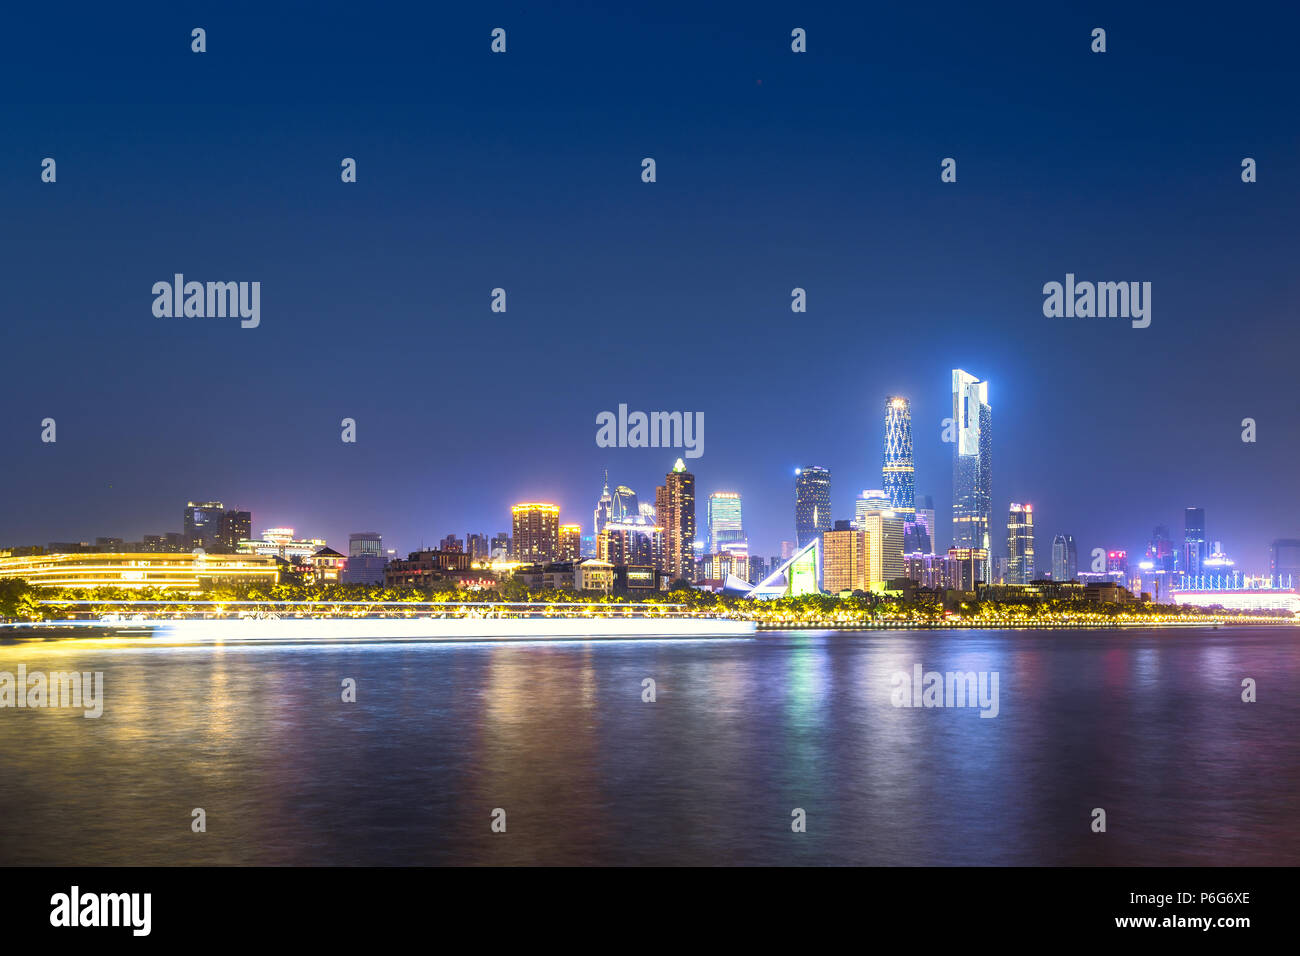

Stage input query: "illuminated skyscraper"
[
  {"left": 559, "top": 524, "right": 582, "bottom": 562},
  {"left": 594, "top": 471, "right": 614, "bottom": 538},
  {"left": 655, "top": 459, "right": 696, "bottom": 582},
  {"left": 823, "top": 529, "right": 867, "bottom": 593},
  {"left": 511, "top": 503, "right": 560, "bottom": 562},
  {"left": 1006, "top": 503, "right": 1034, "bottom": 585},
  {"left": 1051, "top": 534, "right": 1077, "bottom": 582},
  {"left": 882, "top": 396, "right": 915, "bottom": 520},
  {"left": 854, "top": 489, "right": 891, "bottom": 528},
  {"left": 859, "top": 512, "right": 906, "bottom": 586},
  {"left": 611, "top": 485, "right": 639, "bottom": 521},
  {"left": 910, "top": 494, "right": 936, "bottom": 555},
  {"left": 794, "top": 466, "right": 831, "bottom": 549},
  {"left": 707, "top": 492, "right": 743, "bottom": 552},
  {"left": 952, "top": 369, "right": 991, "bottom": 580},
  {"left": 1183, "top": 507, "right": 1207, "bottom": 578}
]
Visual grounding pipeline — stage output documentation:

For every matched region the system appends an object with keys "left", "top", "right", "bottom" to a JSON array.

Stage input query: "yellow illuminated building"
[
  {"left": 559, "top": 524, "right": 582, "bottom": 562},
  {"left": 0, "top": 552, "right": 282, "bottom": 591},
  {"left": 511, "top": 503, "right": 561, "bottom": 562}
]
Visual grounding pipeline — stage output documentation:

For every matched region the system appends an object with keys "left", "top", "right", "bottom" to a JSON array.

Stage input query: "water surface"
[{"left": 0, "top": 627, "right": 1294, "bottom": 865}]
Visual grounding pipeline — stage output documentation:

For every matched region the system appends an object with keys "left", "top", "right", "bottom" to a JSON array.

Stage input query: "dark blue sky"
[{"left": 3, "top": 2, "right": 1298, "bottom": 571}]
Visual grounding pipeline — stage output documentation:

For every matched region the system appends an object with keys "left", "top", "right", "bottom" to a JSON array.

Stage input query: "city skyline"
[{"left": 2, "top": 376, "right": 1286, "bottom": 582}]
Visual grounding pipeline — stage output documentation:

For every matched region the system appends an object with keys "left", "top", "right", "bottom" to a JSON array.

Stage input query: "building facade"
[
  {"left": 511, "top": 503, "right": 560, "bottom": 562},
  {"left": 794, "top": 466, "right": 831, "bottom": 550},
  {"left": 882, "top": 396, "right": 916, "bottom": 521},
  {"left": 655, "top": 460, "right": 696, "bottom": 583},
  {"left": 951, "top": 369, "right": 991, "bottom": 579},
  {"left": 1006, "top": 503, "right": 1034, "bottom": 585}
]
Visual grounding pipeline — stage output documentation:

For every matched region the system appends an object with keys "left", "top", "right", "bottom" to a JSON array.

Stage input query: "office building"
[
  {"left": 707, "top": 492, "right": 743, "bottom": 552},
  {"left": 1269, "top": 538, "right": 1300, "bottom": 588},
  {"left": 794, "top": 466, "right": 832, "bottom": 549},
  {"left": 1051, "top": 534, "right": 1078, "bottom": 582},
  {"left": 952, "top": 369, "right": 991, "bottom": 580},
  {"left": 1184, "top": 507, "right": 1207, "bottom": 578},
  {"left": 823, "top": 528, "right": 867, "bottom": 593},
  {"left": 1006, "top": 503, "right": 1034, "bottom": 585}
]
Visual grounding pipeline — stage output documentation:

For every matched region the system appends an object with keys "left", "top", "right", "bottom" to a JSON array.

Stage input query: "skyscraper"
[
  {"left": 1051, "top": 534, "right": 1077, "bottom": 582},
  {"left": 593, "top": 472, "right": 614, "bottom": 538},
  {"left": 794, "top": 466, "right": 831, "bottom": 549},
  {"left": 1184, "top": 507, "right": 1207, "bottom": 579},
  {"left": 611, "top": 485, "right": 639, "bottom": 522},
  {"left": 854, "top": 489, "right": 891, "bottom": 528},
  {"left": 952, "top": 369, "right": 991, "bottom": 580},
  {"left": 882, "top": 396, "right": 916, "bottom": 520},
  {"left": 511, "top": 503, "right": 560, "bottom": 562},
  {"left": 911, "top": 494, "right": 936, "bottom": 555},
  {"left": 559, "top": 524, "right": 582, "bottom": 562},
  {"left": 183, "top": 500, "right": 225, "bottom": 551},
  {"left": 859, "top": 512, "right": 906, "bottom": 586},
  {"left": 216, "top": 510, "right": 251, "bottom": 554},
  {"left": 1269, "top": 539, "right": 1300, "bottom": 588},
  {"left": 655, "top": 459, "right": 696, "bottom": 583},
  {"left": 707, "top": 492, "right": 743, "bottom": 552},
  {"left": 1006, "top": 503, "right": 1034, "bottom": 584},
  {"left": 348, "top": 532, "right": 382, "bottom": 557}
]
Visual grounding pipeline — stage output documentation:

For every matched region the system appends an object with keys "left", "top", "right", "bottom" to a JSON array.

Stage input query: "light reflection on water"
[{"left": 0, "top": 627, "right": 1295, "bottom": 865}]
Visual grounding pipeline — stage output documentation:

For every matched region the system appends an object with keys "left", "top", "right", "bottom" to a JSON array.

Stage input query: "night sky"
[{"left": 2, "top": 2, "right": 1298, "bottom": 571}]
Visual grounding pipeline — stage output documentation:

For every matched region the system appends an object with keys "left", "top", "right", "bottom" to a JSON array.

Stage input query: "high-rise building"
[
  {"left": 1269, "top": 538, "right": 1300, "bottom": 588},
  {"left": 490, "top": 532, "right": 511, "bottom": 559},
  {"left": 214, "top": 511, "right": 251, "bottom": 554},
  {"left": 655, "top": 459, "right": 696, "bottom": 583},
  {"left": 823, "top": 529, "right": 867, "bottom": 593},
  {"left": 1107, "top": 550, "right": 1128, "bottom": 581},
  {"left": 611, "top": 485, "right": 639, "bottom": 522},
  {"left": 599, "top": 522, "right": 664, "bottom": 569},
  {"left": 945, "top": 547, "right": 989, "bottom": 590},
  {"left": 349, "top": 532, "right": 382, "bottom": 557},
  {"left": 559, "top": 524, "right": 582, "bottom": 562},
  {"left": 707, "top": 492, "right": 743, "bottom": 552},
  {"left": 854, "top": 489, "right": 891, "bottom": 528},
  {"left": 882, "top": 396, "right": 916, "bottom": 521},
  {"left": 343, "top": 532, "right": 386, "bottom": 585},
  {"left": 1051, "top": 534, "right": 1077, "bottom": 582},
  {"left": 794, "top": 466, "right": 831, "bottom": 549},
  {"left": 860, "top": 513, "right": 905, "bottom": 586},
  {"left": 594, "top": 472, "right": 614, "bottom": 538},
  {"left": 910, "top": 494, "right": 936, "bottom": 555},
  {"left": 439, "top": 534, "right": 464, "bottom": 553},
  {"left": 951, "top": 369, "right": 991, "bottom": 581},
  {"left": 183, "top": 500, "right": 225, "bottom": 551},
  {"left": 511, "top": 503, "right": 560, "bottom": 562},
  {"left": 1184, "top": 507, "right": 1207, "bottom": 578},
  {"left": 1006, "top": 503, "right": 1034, "bottom": 585},
  {"left": 466, "top": 533, "right": 491, "bottom": 562}
]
